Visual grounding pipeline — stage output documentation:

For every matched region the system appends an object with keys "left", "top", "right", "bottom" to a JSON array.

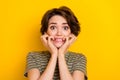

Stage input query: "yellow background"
[{"left": 1, "top": 0, "right": 120, "bottom": 80}]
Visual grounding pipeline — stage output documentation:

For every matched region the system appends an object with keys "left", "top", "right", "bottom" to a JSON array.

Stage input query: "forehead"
[{"left": 48, "top": 15, "right": 67, "bottom": 24}]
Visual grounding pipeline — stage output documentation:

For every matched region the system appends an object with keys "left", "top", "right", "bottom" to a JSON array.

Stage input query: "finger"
[
  {"left": 44, "top": 32, "right": 48, "bottom": 35},
  {"left": 69, "top": 35, "right": 77, "bottom": 44},
  {"left": 68, "top": 33, "right": 75, "bottom": 39},
  {"left": 66, "top": 34, "right": 76, "bottom": 45},
  {"left": 48, "top": 36, "right": 54, "bottom": 41},
  {"left": 41, "top": 34, "right": 49, "bottom": 47},
  {"left": 48, "top": 36, "right": 54, "bottom": 46},
  {"left": 41, "top": 35, "right": 48, "bottom": 42},
  {"left": 68, "top": 34, "right": 72, "bottom": 40},
  {"left": 41, "top": 33, "right": 49, "bottom": 39},
  {"left": 43, "top": 33, "right": 49, "bottom": 39},
  {"left": 63, "top": 37, "right": 69, "bottom": 46},
  {"left": 60, "top": 37, "right": 70, "bottom": 51}
]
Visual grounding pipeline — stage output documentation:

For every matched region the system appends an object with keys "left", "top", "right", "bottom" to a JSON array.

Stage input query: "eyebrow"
[{"left": 49, "top": 22, "right": 68, "bottom": 25}]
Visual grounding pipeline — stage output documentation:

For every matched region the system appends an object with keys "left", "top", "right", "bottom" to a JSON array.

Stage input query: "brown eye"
[
  {"left": 63, "top": 26, "right": 69, "bottom": 30},
  {"left": 50, "top": 26, "right": 56, "bottom": 30}
]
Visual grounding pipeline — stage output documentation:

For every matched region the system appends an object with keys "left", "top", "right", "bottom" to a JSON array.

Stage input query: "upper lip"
[
  {"left": 54, "top": 37, "right": 64, "bottom": 42},
  {"left": 54, "top": 38, "right": 63, "bottom": 40}
]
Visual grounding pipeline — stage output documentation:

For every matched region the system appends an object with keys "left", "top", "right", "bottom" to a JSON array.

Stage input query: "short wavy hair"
[{"left": 40, "top": 6, "right": 80, "bottom": 36}]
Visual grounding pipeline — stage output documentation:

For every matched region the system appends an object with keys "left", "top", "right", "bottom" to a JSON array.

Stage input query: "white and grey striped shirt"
[{"left": 24, "top": 51, "right": 87, "bottom": 80}]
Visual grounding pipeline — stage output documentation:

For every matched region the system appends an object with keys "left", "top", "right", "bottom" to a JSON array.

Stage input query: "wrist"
[
  {"left": 51, "top": 52, "right": 58, "bottom": 57},
  {"left": 58, "top": 50, "right": 67, "bottom": 55},
  {"left": 58, "top": 52, "right": 65, "bottom": 58}
]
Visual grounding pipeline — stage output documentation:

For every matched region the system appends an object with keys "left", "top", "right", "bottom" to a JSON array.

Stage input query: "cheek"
[
  {"left": 47, "top": 30, "right": 56, "bottom": 36},
  {"left": 63, "top": 31, "right": 71, "bottom": 36}
]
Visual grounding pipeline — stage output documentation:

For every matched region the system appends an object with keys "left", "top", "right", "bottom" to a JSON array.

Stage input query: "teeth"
[{"left": 55, "top": 38, "right": 62, "bottom": 42}]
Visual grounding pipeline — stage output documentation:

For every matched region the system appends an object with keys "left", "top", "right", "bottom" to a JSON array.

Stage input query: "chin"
[{"left": 54, "top": 44, "right": 63, "bottom": 48}]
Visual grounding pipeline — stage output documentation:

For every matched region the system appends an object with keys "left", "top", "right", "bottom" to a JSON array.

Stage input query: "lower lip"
[{"left": 53, "top": 39, "right": 64, "bottom": 43}]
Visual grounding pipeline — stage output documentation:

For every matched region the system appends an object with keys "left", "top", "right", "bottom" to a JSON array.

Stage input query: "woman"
[{"left": 24, "top": 6, "right": 87, "bottom": 80}]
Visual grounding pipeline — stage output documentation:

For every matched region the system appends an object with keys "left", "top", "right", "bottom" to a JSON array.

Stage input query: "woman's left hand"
[{"left": 58, "top": 34, "right": 77, "bottom": 55}]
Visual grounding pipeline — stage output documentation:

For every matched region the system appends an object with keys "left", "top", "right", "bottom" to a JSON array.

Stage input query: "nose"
[{"left": 56, "top": 29, "right": 62, "bottom": 36}]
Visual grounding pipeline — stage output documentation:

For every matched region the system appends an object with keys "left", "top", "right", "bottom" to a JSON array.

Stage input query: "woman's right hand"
[{"left": 41, "top": 33, "right": 58, "bottom": 55}]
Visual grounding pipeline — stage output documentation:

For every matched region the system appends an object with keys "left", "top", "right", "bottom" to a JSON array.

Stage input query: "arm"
[
  {"left": 58, "top": 54, "right": 85, "bottom": 80},
  {"left": 58, "top": 34, "right": 85, "bottom": 80},
  {"left": 28, "top": 53, "right": 57, "bottom": 80},
  {"left": 72, "top": 71, "right": 84, "bottom": 80},
  {"left": 38, "top": 53, "right": 57, "bottom": 80},
  {"left": 28, "top": 35, "right": 58, "bottom": 80},
  {"left": 57, "top": 34, "right": 74, "bottom": 80},
  {"left": 72, "top": 54, "right": 87, "bottom": 80},
  {"left": 58, "top": 53, "right": 74, "bottom": 80}
]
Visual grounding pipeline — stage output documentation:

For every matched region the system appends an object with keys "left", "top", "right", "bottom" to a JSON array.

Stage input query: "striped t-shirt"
[{"left": 24, "top": 51, "right": 87, "bottom": 80}]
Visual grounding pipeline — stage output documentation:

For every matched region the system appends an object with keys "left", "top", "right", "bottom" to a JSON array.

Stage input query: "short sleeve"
[
  {"left": 24, "top": 52, "right": 39, "bottom": 77},
  {"left": 73, "top": 54, "right": 87, "bottom": 80}
]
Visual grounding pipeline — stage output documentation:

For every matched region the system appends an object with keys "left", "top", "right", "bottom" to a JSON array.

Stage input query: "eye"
[
  {"left": 50, "top": 26, "right": 56, "bottom": 30},
  {"left": 63, "top": 26, "right": 69, "bottom": 30}
]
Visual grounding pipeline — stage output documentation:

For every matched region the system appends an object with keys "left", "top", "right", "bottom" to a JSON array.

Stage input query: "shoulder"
[
  {"left": 66, "top": 51, "right": 87, "bottom": 63},
  {"left": 27, "top": 51, "right": 50, "bottom": 59},
  {"left": 67, "top": 51, "right": 87, "bottom": 59}
]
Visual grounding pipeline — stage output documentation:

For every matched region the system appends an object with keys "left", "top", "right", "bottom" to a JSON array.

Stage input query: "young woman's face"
[{"left": 47, "top": 15, "right": 71, "bottom": 48}]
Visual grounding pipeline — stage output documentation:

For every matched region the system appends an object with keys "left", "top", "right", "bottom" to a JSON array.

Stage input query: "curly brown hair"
[{"left": 40, "top": 6, "right": 80, "bottom": 36}]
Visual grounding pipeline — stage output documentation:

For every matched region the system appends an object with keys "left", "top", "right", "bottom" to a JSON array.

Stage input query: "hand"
[
  {"left": 58, "top": 34, "right": 77, "bottom": 55},
  {"left": 41, "top": 33, "right": 58, "bottom": 55}
]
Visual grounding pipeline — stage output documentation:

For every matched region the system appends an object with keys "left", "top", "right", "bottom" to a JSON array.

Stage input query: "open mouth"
[
  {"left": 53, "top": 38, "right": 65, "bottom": 42},
  {"left": 55, "top": 38, "right": 63, "bottom": 42},
  {"left": 52, "top": 38, "right": 65, "bottom": 48}
]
